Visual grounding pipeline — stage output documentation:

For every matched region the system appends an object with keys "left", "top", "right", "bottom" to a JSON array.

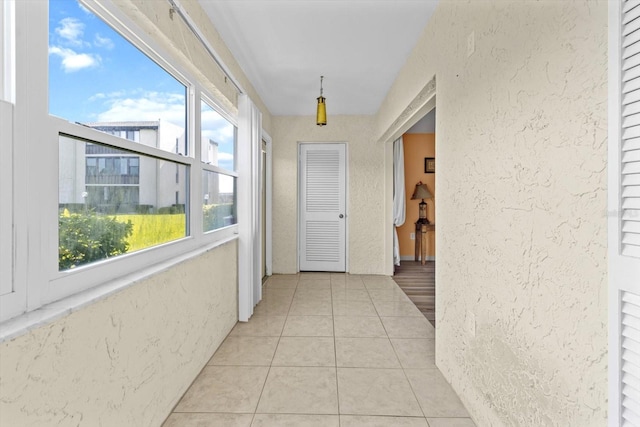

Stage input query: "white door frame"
[
  {"left": 262, "top": 129, "right": 273, "bottom": 277},
  {"left": 297, "top": 141, "right": 349, "bottom": 273},
  {"left": 380, "top": 77, "right": 436, "bottom": 276}
]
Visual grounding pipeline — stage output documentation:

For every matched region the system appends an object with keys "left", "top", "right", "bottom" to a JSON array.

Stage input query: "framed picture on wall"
[{"left": 425, "top": 157, "right": 435, "bottom": 173}]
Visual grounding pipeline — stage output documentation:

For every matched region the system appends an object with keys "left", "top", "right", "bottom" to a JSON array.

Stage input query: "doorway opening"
[{"left": 393, "top": 108, "right": 436, "bottom": 325}]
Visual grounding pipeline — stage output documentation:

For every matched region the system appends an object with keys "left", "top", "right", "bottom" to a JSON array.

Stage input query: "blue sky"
[{"left": 49, "top": 0, "right": 236, "bottom": 172}]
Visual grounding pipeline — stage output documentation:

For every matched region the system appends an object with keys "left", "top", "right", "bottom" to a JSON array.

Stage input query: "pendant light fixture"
[{"left": 316, "top": 75, "right": 327, "bottom": 126}]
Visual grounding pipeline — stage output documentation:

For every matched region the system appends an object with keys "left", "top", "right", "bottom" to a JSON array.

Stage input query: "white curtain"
[
  {"left": 393, "top": 136, "right": 406, "bottom": 267},
  {"left": 238, "top": 94, "right": 262, "bottom": 322}
]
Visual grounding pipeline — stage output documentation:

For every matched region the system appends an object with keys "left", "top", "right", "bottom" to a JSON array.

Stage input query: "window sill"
[{"left": 0, "top": 234, "right": 238, "bottom": 344}]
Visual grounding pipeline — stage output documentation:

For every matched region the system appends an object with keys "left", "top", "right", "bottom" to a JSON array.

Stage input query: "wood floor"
[{"left": 393, "top": 260, "right": 435, "bottom": 326}]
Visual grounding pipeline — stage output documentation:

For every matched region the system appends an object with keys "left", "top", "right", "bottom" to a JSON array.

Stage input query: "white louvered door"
[
  {"left": 610, "top": 2, "right": 640, "bottom": 426},
  {"left": 299, "top": 143, "right": 346, "bottom": 272}
]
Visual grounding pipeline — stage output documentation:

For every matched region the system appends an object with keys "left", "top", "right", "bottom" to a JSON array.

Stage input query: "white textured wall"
[
  {"left": 0, "top": 241, "right": 238, "bottom": 426},
  {"left": 272, "top": 116, "right": 386, "bottom": 275},
  {"left": 377, "top": 1, "right": 608, "bottom": 425}
]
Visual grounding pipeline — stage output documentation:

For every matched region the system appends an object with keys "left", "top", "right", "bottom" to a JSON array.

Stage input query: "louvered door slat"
[
  {"left": 624, "top": 3, "right": 640, "bottom": 26},
  {"left": 623, "top": 25, "right": 640, "bottom": 260},
  {"left": 622, "top": 291, "right": 640, "bottom": 427},
  {"left": 624, "top": 0, "right": 640, "bottom": 14}
]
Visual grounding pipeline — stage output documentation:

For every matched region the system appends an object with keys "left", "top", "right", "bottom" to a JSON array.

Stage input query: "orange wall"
[{"left": 397, "top": 133, "right": 435, "bottom": 258}]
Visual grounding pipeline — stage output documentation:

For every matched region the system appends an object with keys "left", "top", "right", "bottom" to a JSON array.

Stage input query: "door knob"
[{"left": 339, "top": 214, "right": 344, "bottom": 218}]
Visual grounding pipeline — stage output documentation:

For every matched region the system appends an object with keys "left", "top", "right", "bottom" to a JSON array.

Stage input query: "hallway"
[{"left": 163, "top": 273, "right": 474, "bottom": 427}]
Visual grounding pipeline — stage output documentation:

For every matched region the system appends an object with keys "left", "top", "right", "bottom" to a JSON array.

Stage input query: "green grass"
[{"left": 115, "top": 214, "right": 187, "bottom": 253}]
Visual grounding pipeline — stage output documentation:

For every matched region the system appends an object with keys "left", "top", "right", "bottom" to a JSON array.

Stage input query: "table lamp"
[{"left": 411, "top": 182, "right": 432, "bottom": 223}]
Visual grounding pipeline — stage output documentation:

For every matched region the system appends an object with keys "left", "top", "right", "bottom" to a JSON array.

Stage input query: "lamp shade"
[
  {"left": 316, "top": 96, "right": 326, "bottom": 126},
  {"left": 411, "top": 183, "right": 432, "bottom": 200}
]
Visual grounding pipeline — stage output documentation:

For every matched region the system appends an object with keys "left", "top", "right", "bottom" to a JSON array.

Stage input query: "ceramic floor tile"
[
  {"left": 405, "top": 369, "right": 470, "bottom": 418},
  {"left": 163, "top": 413, "right": 253, "bottom": 427},
  {"left": 426, "top": 418, "right": 477, "bottom": 427},
  {"left": 262, "top": 288, "right": 295, "bottom": 301},
  {"left": 294, "top": 288, "right": 333, "bottom": 301},
  {"left": 333, "top": 299, "right": 378, "bottom": 316},
  {"left": 289, "top": 298, "right": 333, "bottom": 315},
  {"left": 265, "top": 280, "right": 298, "bottom": 289},
  {"left": 373, "top": 300, "right": 423, "bottom": 317},
  {"left": 332, "top": 289, "right": 371, "bottom": 301},
  {"left": 282, "top": 315, "right": 334, "bottom": 336},
  {"left": 272, "top": 337, "right": 336, "bottom": 367},
  {"left": 337, "top": 368, "right": 422, "bottom": 416},
  {"left": 174, "top": 366, "right": 268, "bottom": 413},
  {"left": 229, "top": 316, "right": 286, "bottom": 337},
  {"left": 340, "top": 415, "right": 429, "bottom": 426},
  {"left": 296, "top": 280, "right": 332, "bottom": 290},
  {"left": 362, "top": 277, "right": 398, "bottom": 290},
  {"left": 253, "top": 299, "right": 291, "bottom": 316},
  {"left": 367, "top": 289, "right": 412, "bottom": 302},
  {"left": 299, "top": 273, "right": 332, "bottom": 281},
  {"left": 251, "top": 414, "right": 340, "bottom": 427},
  {"left": 380, "top": 316, "right": 435, "bottom": 339},
  {"left": 208, "top": 336, "right": 279, "bottom": 366},
  {"left": 256, "top": 367, "right": 338, "bottom": 414},
  {"left": 334, "top": 316, "right": 388, "bottom": 338},
  {"left": 335, "top": 338, "right": 400, "bottom": 368},
  {"left": 391, "top": 339, "right": 436, "bottom": 369},
  {"left": 332, "top": 282, "right": 367, "bottom": 292}
]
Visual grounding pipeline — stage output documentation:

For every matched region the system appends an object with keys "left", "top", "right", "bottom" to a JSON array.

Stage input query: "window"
[
  {"left": 59, "top": 136, "right": 188, "bottom": 270},
  {"left": 48, "top": 1, "right": 186, "bottom": 155},
  {"left": 50, "top": 1, "right": 191, "bottom": 271},
  {"left": 0, "top": 0, "right": 241, "bottom": 324},
  {"left": 201, "top": 99, "right": 237, "bottom": 233}
]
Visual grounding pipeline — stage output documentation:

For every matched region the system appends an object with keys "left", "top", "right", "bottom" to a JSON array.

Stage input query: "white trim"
[
  {"left": 263, "top": 129, "right": 273, "bottom": 277},
  {"left": 608, "top": 2, "right": 622, "bottom": 423},
  {"left": 237, "top": 95, "right": 262, "bottom": 321}
]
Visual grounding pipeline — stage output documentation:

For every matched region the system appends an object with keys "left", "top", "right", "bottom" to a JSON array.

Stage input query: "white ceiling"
[{"left": 199, "top": 0, "right": 438, "bottom": 116}]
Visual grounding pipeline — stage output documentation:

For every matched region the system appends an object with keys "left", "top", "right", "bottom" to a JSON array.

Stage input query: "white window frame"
[
  {"left": 0, "top": 0, "right": 240, "bottom": 325},
  {"left": 199, "top": 92, "right": 239, "bottom": 235}
]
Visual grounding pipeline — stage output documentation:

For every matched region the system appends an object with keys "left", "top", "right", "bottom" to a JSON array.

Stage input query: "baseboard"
[{"left": 400, "top": 255, "right": 435, "bottom": 261}]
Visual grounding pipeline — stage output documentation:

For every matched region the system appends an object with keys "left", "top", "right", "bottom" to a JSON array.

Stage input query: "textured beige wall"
[
  {"left": 272, "top": 116, "right": 386, "bottom": 275},
  {"left": 378, "top": 1, "right": 608, "bottom": 425},
  {"left": 0, "top": 241, "right": 238, "bottom": 426}
]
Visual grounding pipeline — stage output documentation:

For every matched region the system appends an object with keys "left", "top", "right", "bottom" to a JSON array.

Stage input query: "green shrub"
[{"left": 59, "top": 210, "right": 133, "bottom": 270}]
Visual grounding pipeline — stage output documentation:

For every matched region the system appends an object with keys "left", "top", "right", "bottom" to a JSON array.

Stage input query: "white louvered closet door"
[
  {"left": 610, "top": 1, "right": 640, "bottom": 426},
  {"left": 299, "top": 143, "right": 346, "bottom": 272}
]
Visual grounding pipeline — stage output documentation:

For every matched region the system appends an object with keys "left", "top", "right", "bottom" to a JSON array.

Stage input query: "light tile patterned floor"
[{"left": 163, "top": 274, "right": 476, "bottom": 427}]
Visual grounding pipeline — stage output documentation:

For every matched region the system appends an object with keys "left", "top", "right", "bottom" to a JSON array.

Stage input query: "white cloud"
[
  {"left": 55, "top": 17, "right": 85, "bottom": 46},
  {"left": 94, "top": 33, "right": 114, "bottom": 50},
  {"left": 77, "top": 2, "right": 91, "bottom": 14},
  {"left": 217, "top": 153, "right": 234, "bottom": 161},
  {"left": 49, "top": 46, "right": 100, "bottom": 72},
  {"left": 201, "top": 109, "right": 235, "bottom": 145},
  {"left": 94, "top": 91, "right": 186, "bottom": 129}
]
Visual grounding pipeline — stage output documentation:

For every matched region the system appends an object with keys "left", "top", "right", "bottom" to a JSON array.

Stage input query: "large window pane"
[
  {"left": 201, "top": 101, "right": 236, "bottom": 170},
  {"left": 59, "top": 135, "right": 188, "bottom": 270},
  {"left": 49, "top": 0, "right": 187, "bottom": 155},
  {"left": 202, "top": 171, "right": 236, "bottom": 232}
]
